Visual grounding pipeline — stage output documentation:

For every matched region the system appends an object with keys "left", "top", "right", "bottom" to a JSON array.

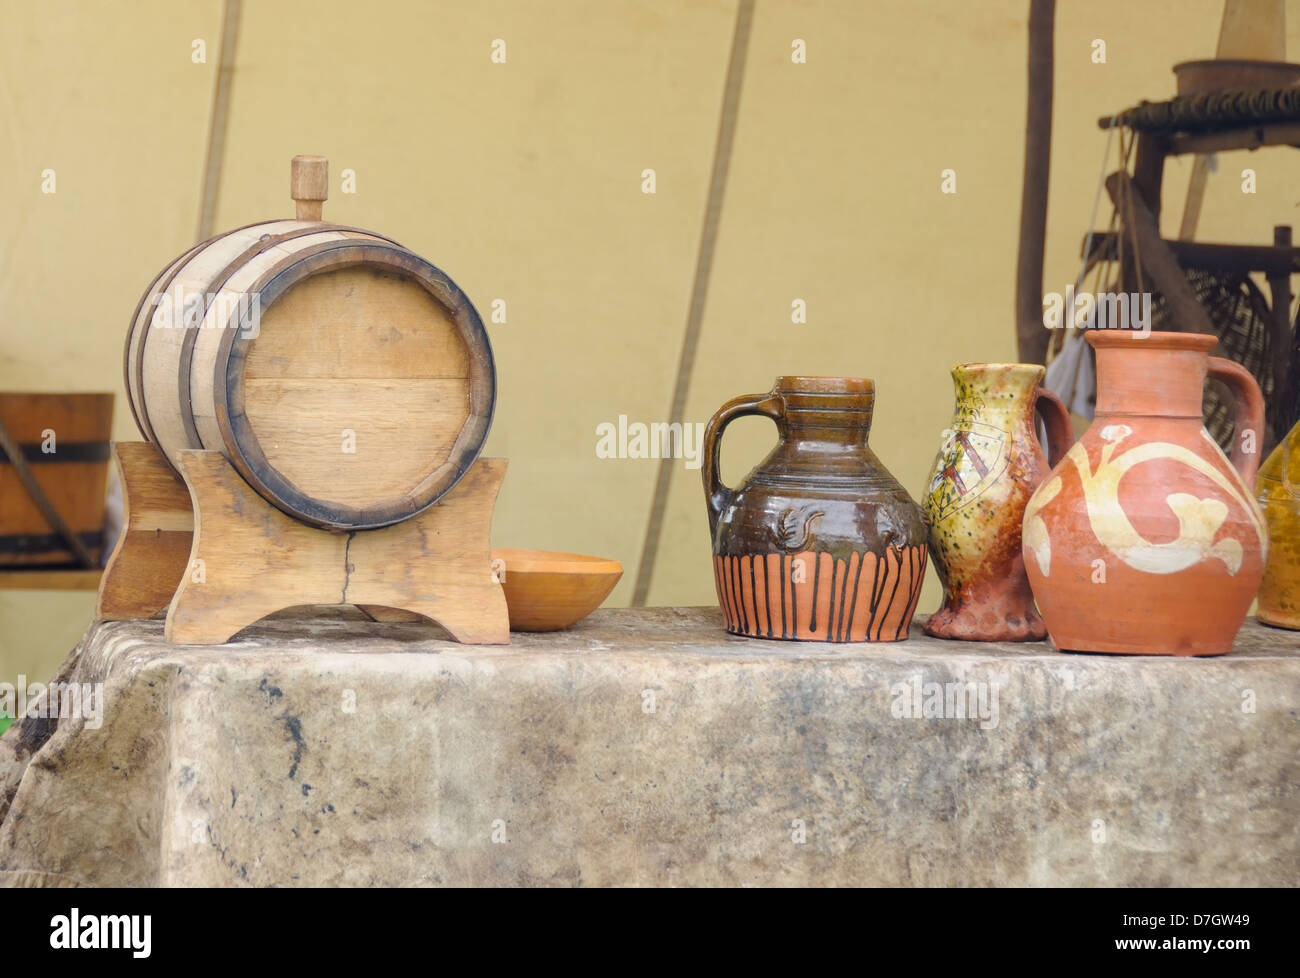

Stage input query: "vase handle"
[
  {"left": 702, "top": 391, "right": 785, "bottom": 537},
  {"left": 1034, "top": 387, "right": 1074, "bottom": 468},
  {"left": 1207, "top": 356, "right": 1265, "bottom": 487}
]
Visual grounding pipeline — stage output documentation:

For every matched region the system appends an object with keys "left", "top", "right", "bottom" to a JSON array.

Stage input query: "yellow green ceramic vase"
[
  {"left": 1257, "top": 423, "right": 1300, "bottom": 629},
  {"left": 922, "top": 363, "right": 1073, "bottom": 641}
]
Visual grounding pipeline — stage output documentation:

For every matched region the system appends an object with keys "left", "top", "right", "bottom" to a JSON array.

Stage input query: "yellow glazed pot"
[{"left": 1257, "top": 425, "right": 1300, "bottom": 629}]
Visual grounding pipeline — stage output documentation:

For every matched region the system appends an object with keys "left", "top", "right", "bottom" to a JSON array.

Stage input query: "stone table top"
[
  {"left": 1, "top": 607, "right": 1297, "bottom": 886},
  {"left": 67, "top": 604, "right": 1300, "bottom": 668}
]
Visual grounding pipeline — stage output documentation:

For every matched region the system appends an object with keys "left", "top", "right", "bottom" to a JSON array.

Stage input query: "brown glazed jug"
[
  {"left": 1022, "top": 331, "right": 1267, "bottom": 655},
  {"left": 703, "top": 377, "right": 928, "bottom": 642}
]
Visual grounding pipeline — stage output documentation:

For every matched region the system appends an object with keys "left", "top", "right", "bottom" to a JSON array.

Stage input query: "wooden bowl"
[{"left": 492, "top": 548, "right": 623, "bottom": 632}]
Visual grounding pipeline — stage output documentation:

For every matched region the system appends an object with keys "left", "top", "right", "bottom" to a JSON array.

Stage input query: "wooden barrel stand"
[{"left": 97, "top": 440, "right": 509, "bottom": 645}]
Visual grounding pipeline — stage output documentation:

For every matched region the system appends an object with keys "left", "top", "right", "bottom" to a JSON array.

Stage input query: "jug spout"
[
  {"left": 950, "top": 363, "right": 1044, "bottom": 423},
  {"left": 952, "top": 362, "right": 1044, "bottom": 393},
  {"left": 1088, "top": 330, "right": 1216, "bottom": 418},
  {"left": 768, "top": 376, "right": 875, "bottom": 451}
]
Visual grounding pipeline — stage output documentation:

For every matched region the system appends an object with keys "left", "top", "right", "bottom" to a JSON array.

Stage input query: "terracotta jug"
[
  {"left": 1255, "top": 422, "right": 1300, "bottom": 628},
  {"left": 1021, "top": 331, "right": 1267, "bottom": 656},
  {"left": 703, "top": 377, "right": 928, "bottom": 642},
  {"left": 923, "top": 363, "right": 1073, "bottom": 641}
]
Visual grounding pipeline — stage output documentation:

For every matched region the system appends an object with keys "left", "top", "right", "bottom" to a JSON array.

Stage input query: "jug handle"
[
  {"left": 1207, "top": 356, "right": 1265, "bottom": 487},
  {"left": 1034, "top": 387, "right": 1073, "bottom": 467},
  {"left": 702, "top": 392, "right": 786, "bottom": 535}
]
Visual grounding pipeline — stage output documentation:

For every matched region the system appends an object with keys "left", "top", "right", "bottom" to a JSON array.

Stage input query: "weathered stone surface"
[{"left": 1, "top": 607, "right": 1297, "bottom": 886}]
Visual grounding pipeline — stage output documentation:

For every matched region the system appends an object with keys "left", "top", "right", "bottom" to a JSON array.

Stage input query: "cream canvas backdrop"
[{"left": 2, "top": 0, "right": 1298, "bottom": 683}]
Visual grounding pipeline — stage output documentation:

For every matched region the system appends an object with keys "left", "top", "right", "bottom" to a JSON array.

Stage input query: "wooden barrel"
[
  {"left": 124, "top": 206, "right": 495, "bottom": 531},
  {"left": 0, "top": 392, "right": 113, "bottom": 567}
]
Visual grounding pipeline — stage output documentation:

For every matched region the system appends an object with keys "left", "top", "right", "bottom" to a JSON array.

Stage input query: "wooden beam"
[
  {"left": 1132, "top": 133, "right": 1167, "bottom": 220},
  {"left": 1084, "top": 232, "right": 1300, "bottom": 276},
  {"left": 1265, "top": 225, "right": 1293, "bottom": 442},
  {"left": 1105, "top": 170, "right": 1219, "bottom": 336},
  {"left": 1015, "top": 0, "right": 1056, "bottom": 365},
  {"left": 1167, "top": 123, "right": 1300, "bottom": 157}
]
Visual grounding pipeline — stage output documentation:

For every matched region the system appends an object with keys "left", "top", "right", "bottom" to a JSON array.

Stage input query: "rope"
[
  {"left": 1116, "top": 127, "right": 1146, "bottom": 301},
  {"left": 1051, "top": 115, "right": 1122, "bottom": 409},
  {"left": 1072, "top": 114, "right": 1121, "bottom": 308},
  {"left": 1100, "top": 87, "right": 1300, "bottom": 133}
]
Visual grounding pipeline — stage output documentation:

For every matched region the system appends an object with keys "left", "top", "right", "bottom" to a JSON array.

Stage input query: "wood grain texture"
[
  {"left": 0, "top": 393, "right": 113, "bottom": 566},
  {"left": 0, "top": 568, "right": 102, "bottom": 591},
  {"left": 96, "top": 441, "right": 194, "bottom": 620},
  {"left": 241, "top": 266, "right": 470, "bottom": 379},
  {"left": 165, "top": 450, "right": 508, "bottom": 645},
  {"left": 241, "top": 380, "right": 468, "bottom": 504},
  {"left": 184, "top": 227, "right": 363, "bottom": 454},
  {"left": 128, "top": 223, "right": 495, "bottom": 530},
  {"left": 290, "top": 154, "right": 328, "bottom": 221},
  {"left": 215, "top": 240, "right": 494, "bottom": 529},
  {"left": 136, "top": 221, "right": 310, "bottom": 456},
  {"left": 240, "top": 264, "right": 472, "bottom": 507},
  {"left": 491, "top": 548, "right": 623, "bottom": 631}
]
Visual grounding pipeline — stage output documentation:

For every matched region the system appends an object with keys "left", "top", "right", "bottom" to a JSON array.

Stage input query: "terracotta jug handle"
[
  {"left": 1207, "top": 356, "right": 1265, "bottom": 486},
  {"left": 702, "top": 392, "right": 786, "bottom": 536},
  {"left": 1034, "top": 387, "right": 1073, "bottom": 467}
]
